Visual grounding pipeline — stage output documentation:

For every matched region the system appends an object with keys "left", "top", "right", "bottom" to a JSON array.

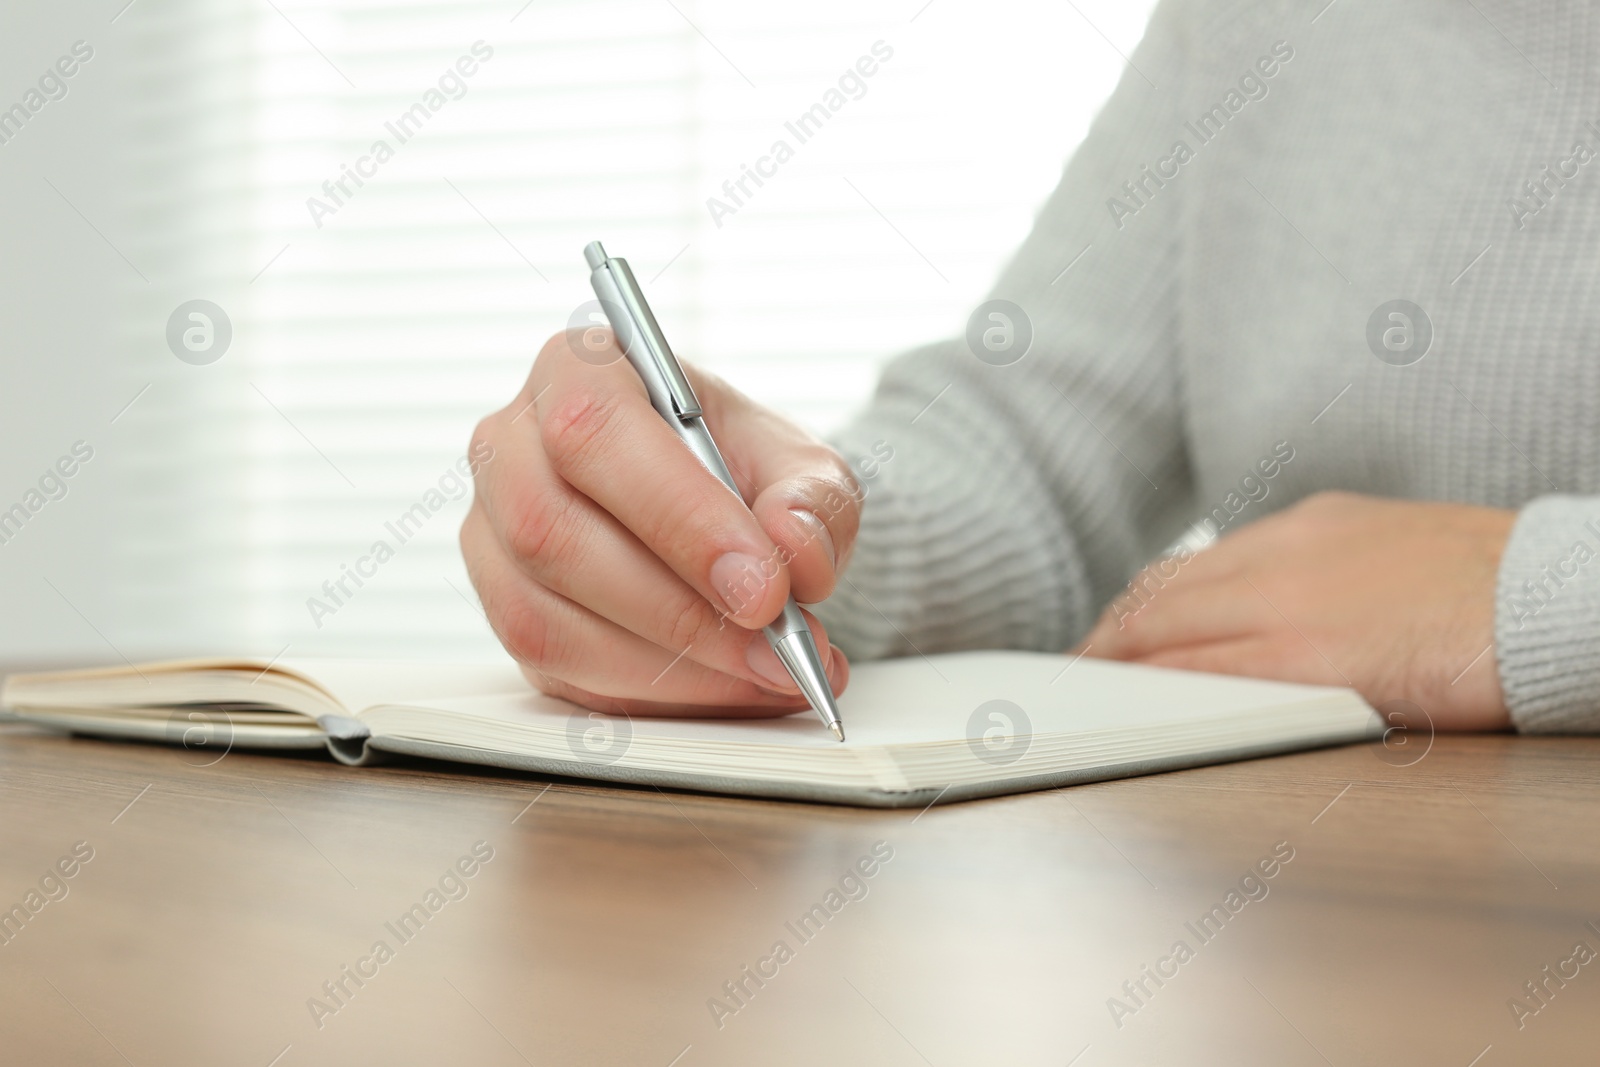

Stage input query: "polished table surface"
[{"left": 1, "top": 716, "right": 1597, "bottom": 1066}]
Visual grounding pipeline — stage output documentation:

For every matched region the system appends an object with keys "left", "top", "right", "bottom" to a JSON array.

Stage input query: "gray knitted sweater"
[{"left": 819, "top": 0, "right": 1600, "bottom": 733}]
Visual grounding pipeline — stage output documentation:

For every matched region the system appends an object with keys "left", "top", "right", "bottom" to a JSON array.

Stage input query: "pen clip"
[{"left": 587, "top": 245, "right": 702, "bottom": 420}]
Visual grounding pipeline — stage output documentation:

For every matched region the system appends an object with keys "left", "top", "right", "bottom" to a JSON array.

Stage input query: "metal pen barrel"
[{"left": 584, "top": 242, "right": 845, "bottom": 741}]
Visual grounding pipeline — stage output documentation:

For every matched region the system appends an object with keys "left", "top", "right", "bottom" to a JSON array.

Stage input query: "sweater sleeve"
[
  {"left": 817, "top": 2, "right": 1199, "bottom": 659},
  {"left": 1495, "top": 496, "right": 1600, "bottom": 733}
]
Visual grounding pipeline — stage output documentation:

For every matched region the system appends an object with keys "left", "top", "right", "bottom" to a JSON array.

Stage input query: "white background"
[{"left": 0, "top": 0, "right": 1157, "bottom": 664}]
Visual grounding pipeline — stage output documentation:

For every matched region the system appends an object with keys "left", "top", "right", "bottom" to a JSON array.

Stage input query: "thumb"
[{"left": 750, "top": 467, "right": 861, "bottom": 605}]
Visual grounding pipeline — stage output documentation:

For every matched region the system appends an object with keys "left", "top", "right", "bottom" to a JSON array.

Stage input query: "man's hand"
[
  {"left": 462, "top": 330, "right": 858, "bottom": 716},
  {"left": 1080, "top": 492, "right": 1515, "bottom": 731}
]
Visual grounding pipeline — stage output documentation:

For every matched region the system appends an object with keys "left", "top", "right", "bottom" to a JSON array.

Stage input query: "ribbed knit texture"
[{"left": 818, "top": 0, "right": 1600, "bottom": 732}]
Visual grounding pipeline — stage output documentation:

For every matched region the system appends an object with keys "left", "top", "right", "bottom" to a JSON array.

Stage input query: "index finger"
[{"left": 536, "top": 340, "right": 793, "bottom": 628}]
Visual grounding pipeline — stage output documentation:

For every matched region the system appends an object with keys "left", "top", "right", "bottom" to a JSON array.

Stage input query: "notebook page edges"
[
  {"left": 353, "top": 650, "right": 1377, "bottom": 795},
  {"left": 2, "top": 658, "right": 349, "bottom": 719},
  {"left": 2, "top": 658, "right": 527, "bottom": 762},
  {"left": 2, "top": 657, "right": 529, "bottom": 721}
]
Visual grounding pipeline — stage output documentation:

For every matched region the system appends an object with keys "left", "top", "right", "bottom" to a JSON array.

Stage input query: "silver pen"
[{"left": 583, "top": 241, "right": 845, "bottom": 742}]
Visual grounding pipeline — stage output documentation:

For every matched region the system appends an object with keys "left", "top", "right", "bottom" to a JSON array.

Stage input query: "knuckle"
[
  {"left": 660, "top": 595, "right": 720, "bottom": 656},
  {"left": 505, "top": 489, "right": 579, "bottom": 567},
  {"left": 540, "top": 386, "right": 618, "bottom": 477},
  {"left": 497, "top": 595, "right": 565, "bottom": 673},
  {"left": 635, "top": 498, "right": 713, "bottom": 563}
]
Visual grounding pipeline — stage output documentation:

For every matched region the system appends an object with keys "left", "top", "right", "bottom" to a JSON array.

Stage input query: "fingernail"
[
  {"left": 711, "top": 552, "right": 770, "bottom": 619},
  {"left": 788, "top": 508, "right": 835, "bottom": 569},
  {"left": 746, "top": 637, "right": 799, "bottom": 691}
]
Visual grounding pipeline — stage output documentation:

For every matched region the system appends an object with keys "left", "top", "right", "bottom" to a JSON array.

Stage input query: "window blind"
[{"left": 105, "top": 0, "right": 1157, "bottom": 659}]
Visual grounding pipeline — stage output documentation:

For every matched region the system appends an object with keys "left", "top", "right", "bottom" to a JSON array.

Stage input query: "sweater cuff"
[{"left": 1495, "top": 495, "right": 1600, "bottom": 733}]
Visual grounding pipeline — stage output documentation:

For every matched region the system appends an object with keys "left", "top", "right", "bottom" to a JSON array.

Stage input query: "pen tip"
[{"left": 831, "top": 722, "right": 845, "bottom": 743}]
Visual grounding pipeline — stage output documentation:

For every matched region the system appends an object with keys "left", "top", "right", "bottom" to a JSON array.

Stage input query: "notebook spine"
[{"left": 315, "top": 714, "right": 379, "bottom": 767}]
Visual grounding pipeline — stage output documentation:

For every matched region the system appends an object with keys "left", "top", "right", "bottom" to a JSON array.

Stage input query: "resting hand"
[{"left": 1080, "top": 492, "right": 1514, "bottom": 731}]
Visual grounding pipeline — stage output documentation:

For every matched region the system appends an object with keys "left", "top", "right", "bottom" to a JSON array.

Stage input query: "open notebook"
[{"left": 0, "top": 652, "right": 1379, "bottom": 807}]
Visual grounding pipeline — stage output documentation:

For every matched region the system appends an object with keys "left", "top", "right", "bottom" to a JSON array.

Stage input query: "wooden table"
[{"left": 1, "top": 717, "right": 1597, "bottom": 1065}]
